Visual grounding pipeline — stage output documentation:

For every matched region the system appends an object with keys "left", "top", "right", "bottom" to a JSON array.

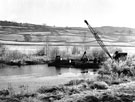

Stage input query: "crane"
[{"left": 84, "top": 20, "right": 113, "bottom": 60}]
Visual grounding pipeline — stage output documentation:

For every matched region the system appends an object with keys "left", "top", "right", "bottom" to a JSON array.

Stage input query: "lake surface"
[{"left": 0, "top": 64, "right": 93, "bottom": 77}]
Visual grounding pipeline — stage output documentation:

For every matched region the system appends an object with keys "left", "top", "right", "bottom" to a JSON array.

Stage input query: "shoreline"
[
  {"left": 0, "top": 71, "right": 97, "bottom": 91},
  {"left": 0, "top": 71, "right": 135, "bottom": 102}
]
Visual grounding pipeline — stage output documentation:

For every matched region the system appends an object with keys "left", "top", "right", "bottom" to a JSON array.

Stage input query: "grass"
[{"left": 0, "top": 74, "right": 134, "bottom": 102}]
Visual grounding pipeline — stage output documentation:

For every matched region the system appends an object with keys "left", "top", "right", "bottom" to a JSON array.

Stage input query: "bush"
[
  {"left": 97, "top": 58, "right": 135, "bottom": 85},
  {"left": 88, "top": 48, "right": 107, "bottom": 62},
  {"left": 64, "top": 79, "right": 85, "bottom": 86},
  {"left": 79, "top": 96, "right": 99, "bottom": 102},
  {"left": 98, "top": 60, "right": 112, "bottom": 75},
  {"left": 37, "top": 86, "right": 62, "bottom": 94},
  {"left": 35, "top": 47, "right": 45, "bottom": 56},
  {"left": 90, "top": 81, "right": 109, "bottom": 89},
  {"left": 2, "top": 50, "right": 26, "bottom": 61},
  {"left": 0, "top": 89, "right": 9, "bottom": 96},
  {"left": 99, "top": 57, "right": 135, "bottom": 77},
  {"left": 99, "top": 94, "right": 121, "bottom": 102}
]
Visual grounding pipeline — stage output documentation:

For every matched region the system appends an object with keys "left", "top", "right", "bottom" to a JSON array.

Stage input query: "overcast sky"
[{"left": 0, "top": 0, "right": 135, "bottom": 28}]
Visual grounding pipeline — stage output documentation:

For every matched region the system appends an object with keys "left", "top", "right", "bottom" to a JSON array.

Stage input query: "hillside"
[{"left": 0, "top": 20, "right": 135, "bottom": 47}]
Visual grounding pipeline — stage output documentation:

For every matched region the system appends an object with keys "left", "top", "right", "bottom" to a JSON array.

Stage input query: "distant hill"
[
  {"left": 0, "top": 20, "right": 135, "bottom": 34},
  {"left": 0, "top": 20, "right": 52, "bottom": 32},
  {"left": 0, "top": 20, "right": 135, "bottom": 46}
]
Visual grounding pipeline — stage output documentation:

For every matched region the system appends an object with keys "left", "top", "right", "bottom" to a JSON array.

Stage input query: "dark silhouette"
[
  {"left": 81, "top": 51, "right": 88, "bottom": 63},
  {"left": 113, "top": 51, "right": 127, "bottom": 62}
]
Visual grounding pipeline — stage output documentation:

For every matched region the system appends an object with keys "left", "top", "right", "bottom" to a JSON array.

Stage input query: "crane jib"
[{"left": 84, "top": 20, "right": 112, "bottom": 59}]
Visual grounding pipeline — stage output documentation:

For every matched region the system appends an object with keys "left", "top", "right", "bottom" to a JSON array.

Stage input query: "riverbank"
[
  {"left": 0, "top": 72, "right": 88, "bottom": 92},
  {"left": 0, "top": 55, "right": 49, "bottom": 66},
  {"left": 0, "top": 70, "right": 135, "bottom": 102}
]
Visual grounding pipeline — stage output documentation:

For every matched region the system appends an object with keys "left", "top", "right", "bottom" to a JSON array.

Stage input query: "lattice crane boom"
[{"left": 84, "top": 20, "right": 112, "bottom": 59}]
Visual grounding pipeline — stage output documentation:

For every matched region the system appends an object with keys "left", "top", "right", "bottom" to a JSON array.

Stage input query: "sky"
[{"left": 0, "top": 0, "right": 135, "bottom": 28}]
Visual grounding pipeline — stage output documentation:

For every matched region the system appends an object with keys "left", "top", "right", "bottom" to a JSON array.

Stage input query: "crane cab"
[{"left": 113, "top": 51, "right": 127, "bottom": 62}]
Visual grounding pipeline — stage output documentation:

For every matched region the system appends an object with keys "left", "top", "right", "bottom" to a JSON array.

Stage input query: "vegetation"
[
  {"left": 86, "top": 48, "right": 107, "bottom": 62},
  {"left": 0, "top": 46, "right": 48, "bottom": 65},
  {"left": 72, "top": 46, "right": 80, "bottom": 55},
  {"left": 0, "top": 44, "right": 5, "bottom": 56},
  {"left": 49, "top": 47, "right": 60, "bottom": 59},
  {"left": 23, "top": 34, "right": 32, "bottom": 42}
]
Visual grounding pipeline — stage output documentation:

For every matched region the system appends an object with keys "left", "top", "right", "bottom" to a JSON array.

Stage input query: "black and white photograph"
[{"left": 0, "top": 0, "right": 135, "bottom": 101}]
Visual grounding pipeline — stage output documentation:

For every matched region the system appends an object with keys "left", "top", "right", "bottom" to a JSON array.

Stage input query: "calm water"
[{"left": 0, "top": 64, "right": 91, "bottom": 77}]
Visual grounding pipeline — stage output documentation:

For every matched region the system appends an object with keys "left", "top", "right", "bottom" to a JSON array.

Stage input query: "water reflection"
[
  {"left": 55, "top": 67, "right": 62, "bottom": 75},
  {"left": 0, "top": 64, "right": 89, "bottom": 77}
]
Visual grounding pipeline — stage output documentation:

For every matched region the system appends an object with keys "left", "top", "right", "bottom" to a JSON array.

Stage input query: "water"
[
  {"left": 0, "top": 64, "right": 96, "bottom": 90},
  {"left": 0, "top": 64, "right": 89, "bottom": 77}
]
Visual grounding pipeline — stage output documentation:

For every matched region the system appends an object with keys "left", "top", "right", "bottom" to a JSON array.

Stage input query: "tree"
[
  {"left": 72, "top": 46, "right": 79, "bottom": 55},
  {"left": 23, "top": 34, "right": 32, "bottom": 42},
  {"left": 0, "top": 44, "right": 5, "bottom": 56}
]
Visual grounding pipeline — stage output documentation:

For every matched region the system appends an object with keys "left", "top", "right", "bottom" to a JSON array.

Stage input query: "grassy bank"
[{"left": 0, "top": 74, "right": 135, "bottom": 102}]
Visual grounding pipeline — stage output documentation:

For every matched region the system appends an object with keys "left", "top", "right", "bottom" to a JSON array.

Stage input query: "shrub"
[
  {"left": 0, "top": 89, "right": 9, "bottom": 96},
  {"left": 90, "top": 81, "right": 109, "bottom": 89},
  {"left": 97, "top": 57, "right": 135, "bottom": 85},
  {"left": 37, "top": 86, "right": 62, "bottom": 94},
  {"left": 79, "top": 96, "right": 99, "bottom": 102},
  {"left": 99, "top": 57, "right": 135, "bottom": 77},
  {"left": 98, "top": 60, "right": 112, "bottom": 75},
  {"left": 35, "top": 47, "right": 45, "bottom": 56},
  {"left": 2, "top": 50, "right": 26, "bottom": 61},
  {"left": 64, "top": 79, "right": 85, "bottom": 86},
  {"left": 99, "top": 94, "right": 121, "bottom": 102},
  {"left": 96, "top": 74, "right": 112, "bottom": 85},
  {"left": 88, "top": 48, "right": 107, "bottom": 62}
]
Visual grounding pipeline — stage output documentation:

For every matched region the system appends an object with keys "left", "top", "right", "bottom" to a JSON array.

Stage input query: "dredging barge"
[{"left": 47, "top": 53, "right": 101, "bottom": 69}]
